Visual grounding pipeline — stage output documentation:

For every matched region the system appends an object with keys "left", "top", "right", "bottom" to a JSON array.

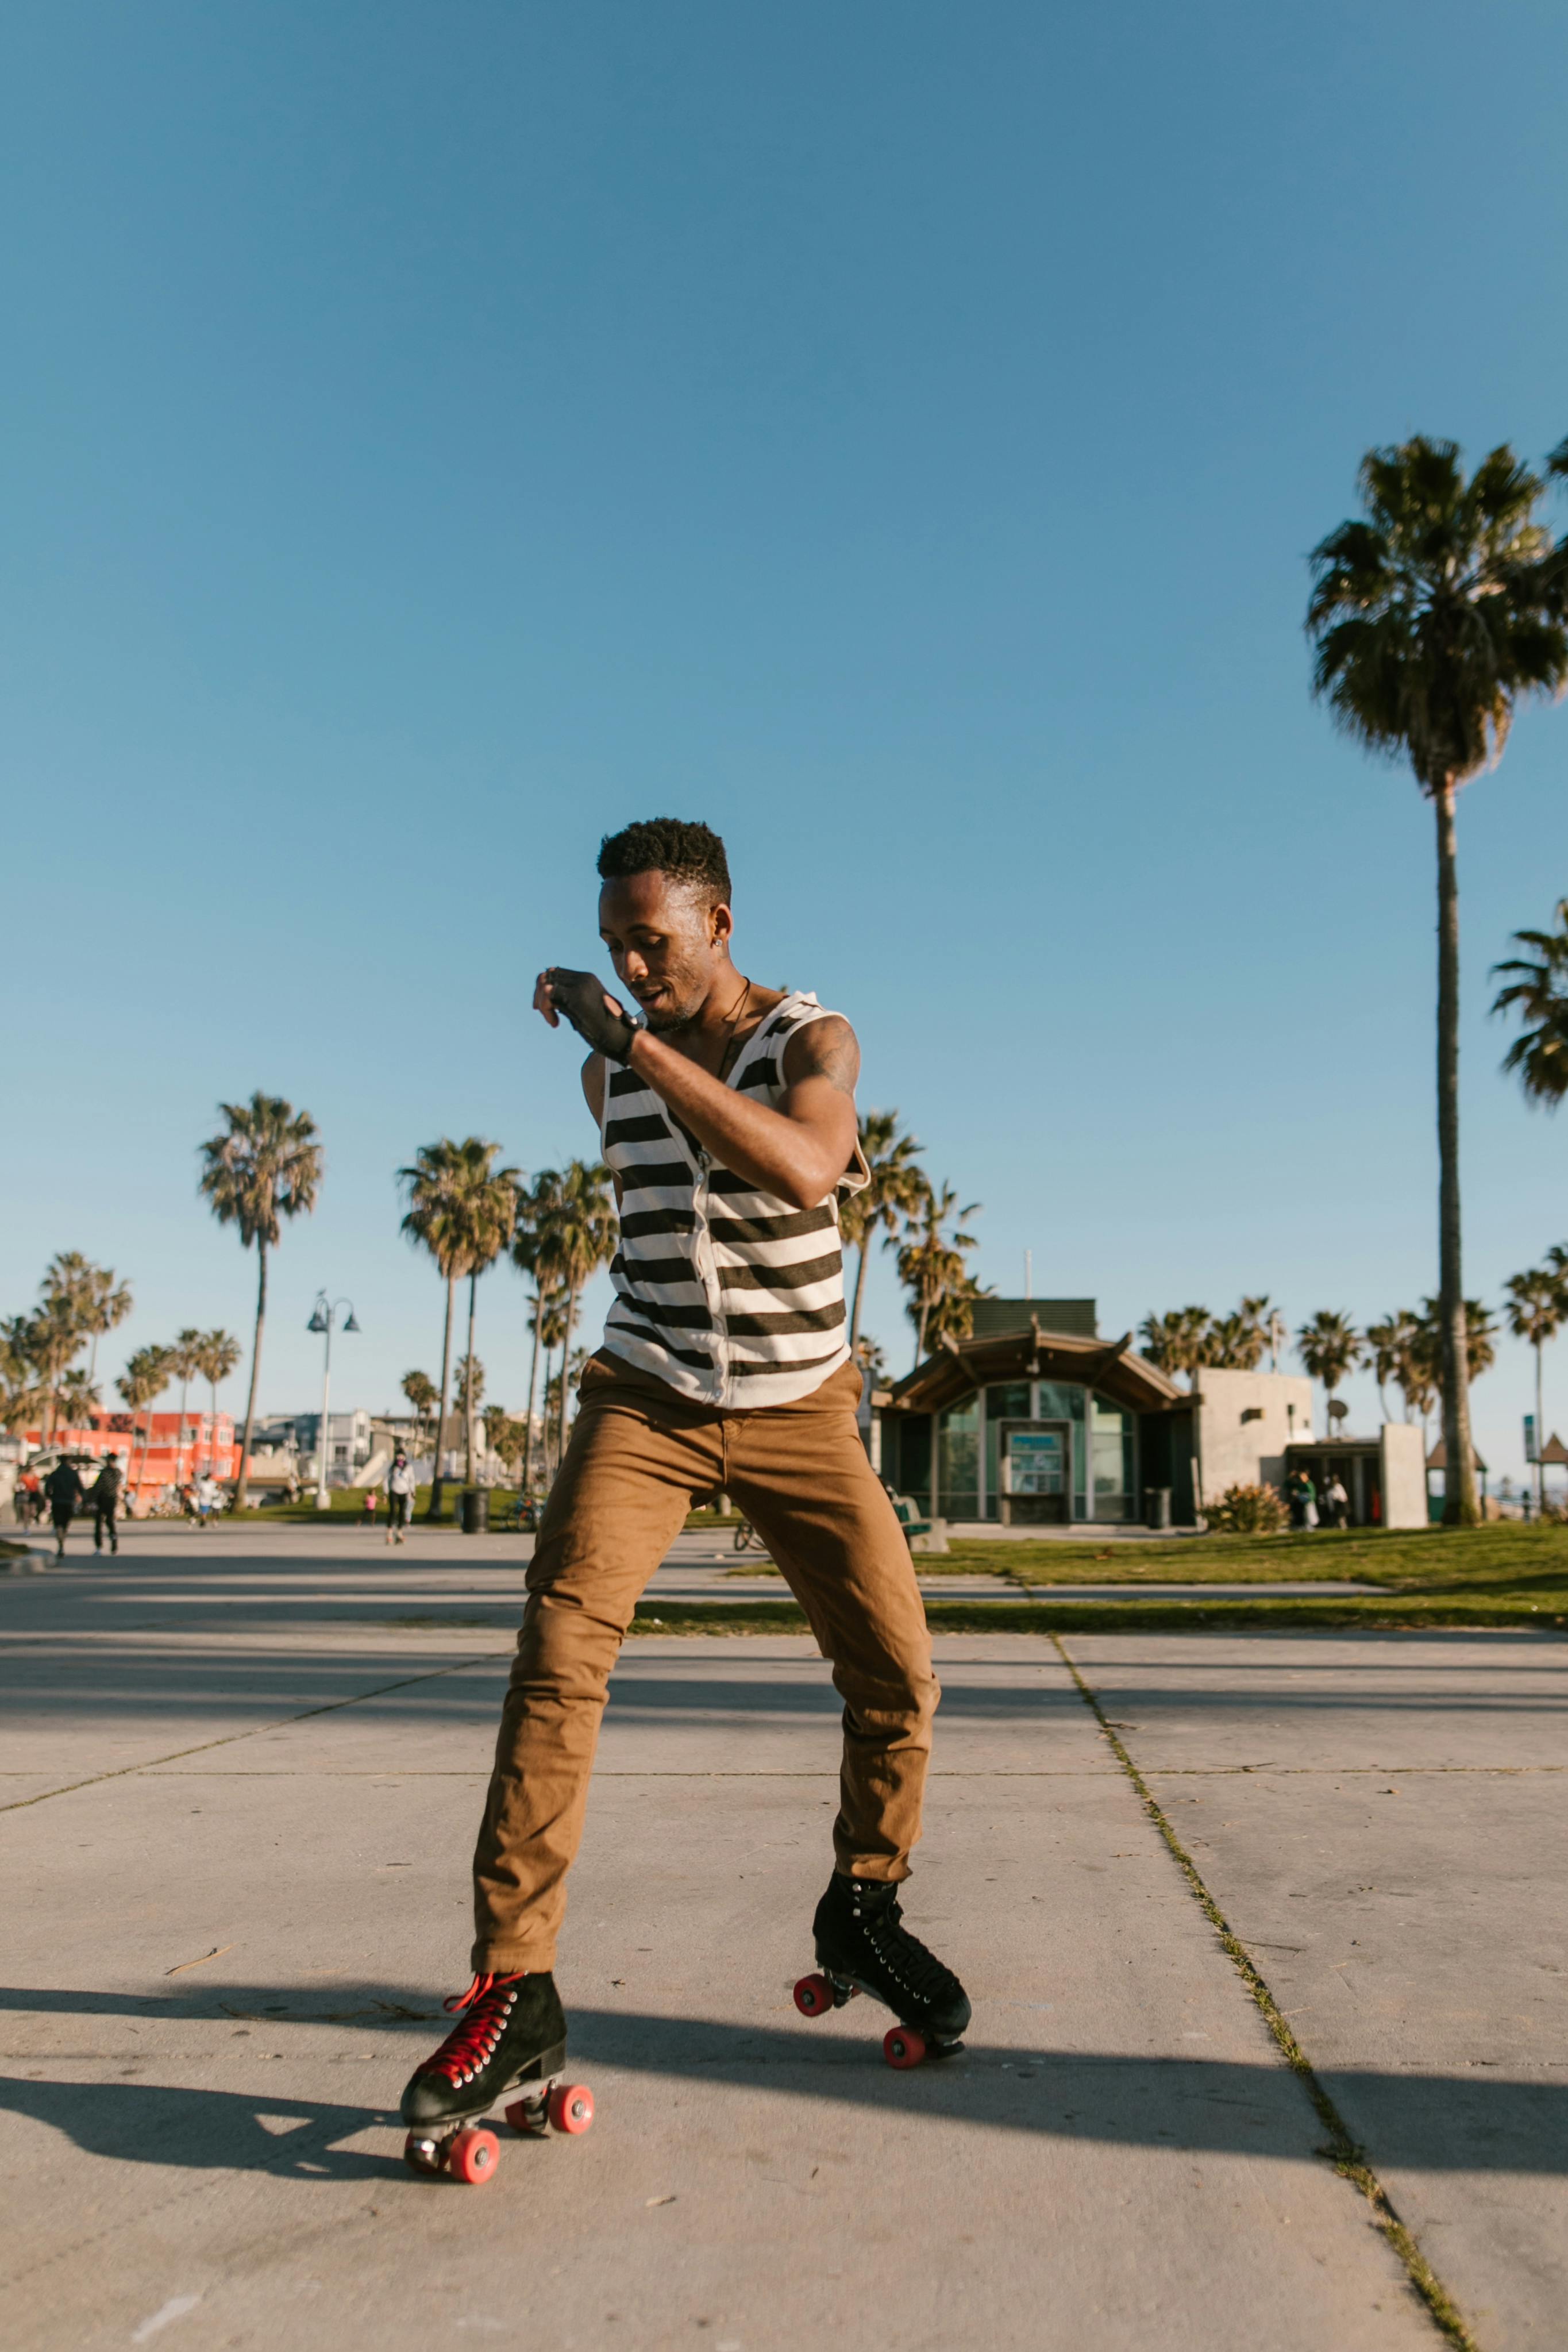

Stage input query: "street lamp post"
[{"left": 306, "top": 1294, "right": 361, "bottom": 1510}]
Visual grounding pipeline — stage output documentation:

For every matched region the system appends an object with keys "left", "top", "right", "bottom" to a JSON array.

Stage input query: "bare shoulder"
[
  {"left": 580, "top": 1052, "right": 607, "bottom": 1123},
  {"left": 781, "top": 1012, "right": 860, "bottom": 1094}
]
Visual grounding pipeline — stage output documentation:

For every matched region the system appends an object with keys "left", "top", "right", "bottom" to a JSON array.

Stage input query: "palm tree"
[
  {"left": 1493, "top": 901, "right": 1568, "bottom": 1106},
  {"left": 1138, "top": 1307, "right": 1214, "bottom": 1384},
  {"left": 1205, "top": 1299, "right": 1271, "bottom": 1371},
  {"left": 511, "top": 1168, "right": 562, "bottom": 1496},
  {"left": 839, "top": 1112, "right": 927, "bottom": 1356},
  {"left": 44, "top": 1254, "right": 132, "bottom": 1388},
  {"left": 116, "top": 1344, "right": 174, "bottom": 1506},
  {"left": 1365, "top": 1311, "right": 1420, "bottom": 1423},
  {"left": 194, "top": 1330, "right": 242, "bottom": 1471},
  {"left": 26, "top": 1295, "right": 84, "bottom": 1439},
  {"left": 198, "top": 1094, "right": 323, "bottom": 1510},
  {"left": 854, "top": 1332, "right": 889, "bottom": 1389},
  {"left": 56, "top": 1368, "right": 102, "bottom": 1424},
  {"left": 400, "top": 1369, "right": 438, "bottom": 1462},
  {"left": 0, "top": 1320, "right": 45, "bottom": 1437},
  {"left": 531, "top": 1160, "right": 616, "bottom": 1469},
  {"left": 1503, "top": 1265, "right": 1567, "bottom": 1511},
  {"left": 169, "top": 1329, "right": 204, "bottom": 1487},
  {"left": 1307, "top": 438, "right": 1568, "bottom": 1522},
  {"left": 533, "top": 1288, "right": 571, "bottom": 1480},
  {"left": 454, "top": 1353, "right": 486, "bottom": 1473},
  {"left": 1296, "top": 1311, "right": 1363, "bottom": 1438},
  {"left": 895, "top": 1181, "right": 983, "bottom": 1365},
  {"left": 399, "top": 1138, "right": 518, "bottom": 1517}
]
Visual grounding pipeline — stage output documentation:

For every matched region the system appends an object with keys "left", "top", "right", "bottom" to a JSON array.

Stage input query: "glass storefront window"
[
  {"left": 1091, "top": 1398, "right": 1136, "bottom": 1519},
  {"left": 939, "top": 1396, "right": 979, "bottom": 1520}
]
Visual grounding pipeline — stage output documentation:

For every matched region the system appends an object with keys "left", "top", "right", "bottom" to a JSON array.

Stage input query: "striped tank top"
[{"left": 598, "top": 991, "right": 868, "bottom": 1410}]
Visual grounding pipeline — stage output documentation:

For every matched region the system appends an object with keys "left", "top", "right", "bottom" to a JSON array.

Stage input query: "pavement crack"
[{"left": 1050, "top": 1631, "right": 1483, "bottom": 2352}]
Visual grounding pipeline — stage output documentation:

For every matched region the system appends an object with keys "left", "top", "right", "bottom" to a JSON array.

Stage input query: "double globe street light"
[{"left": 306, "top": 1293, "right": 361, "bottom": 1510}]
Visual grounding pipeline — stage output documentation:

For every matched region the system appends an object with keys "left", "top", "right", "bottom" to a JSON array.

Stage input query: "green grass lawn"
[{"left": 644, "top": 1523, "right": 1568, "bottom": 1634}]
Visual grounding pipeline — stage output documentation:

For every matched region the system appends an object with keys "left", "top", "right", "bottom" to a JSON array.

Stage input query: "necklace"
[{"left": 716, "top": 975, "right": 754, "bottom": 1078}]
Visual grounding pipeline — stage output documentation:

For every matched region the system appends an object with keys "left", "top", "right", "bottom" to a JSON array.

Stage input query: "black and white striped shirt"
[{"left": 598, "top": 991, "right": 868, "bottom": 1409}]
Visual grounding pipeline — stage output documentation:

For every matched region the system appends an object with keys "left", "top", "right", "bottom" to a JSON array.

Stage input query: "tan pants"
[{"left": 471, "top": 1350, "right": 937, "bottom": 1972}]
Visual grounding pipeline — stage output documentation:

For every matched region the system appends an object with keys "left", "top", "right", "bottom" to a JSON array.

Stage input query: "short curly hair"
[{"left": 596, "top": 818, "right": 732, "bottom": 907}]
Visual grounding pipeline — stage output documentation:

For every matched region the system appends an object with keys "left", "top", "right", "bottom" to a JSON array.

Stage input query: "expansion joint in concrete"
[{"left": 1050, "top": 1633, "right": 1483, "bottom": 2352}]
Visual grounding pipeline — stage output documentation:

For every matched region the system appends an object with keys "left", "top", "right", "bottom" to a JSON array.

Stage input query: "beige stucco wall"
[{"left": 1192, "top": 1368, "right": 1316, "bottom": 1508}]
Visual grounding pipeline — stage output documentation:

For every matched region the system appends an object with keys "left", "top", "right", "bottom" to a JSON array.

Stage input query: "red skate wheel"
[
  {"left": 548, "top": 2082, "right": 595, "bottom": 2135},
  {"left": 447, "top": 2126, "right": 500, "bottom": 2184},
  {"left": 504, "top": 2092, "right": 549, "bottom": 2136},
  {"left": 793, "top": 1973, "right": 833, "bottom": 2017},
  {"left": 883, "top": 2027, "right": 927, "bottom": 2070}
]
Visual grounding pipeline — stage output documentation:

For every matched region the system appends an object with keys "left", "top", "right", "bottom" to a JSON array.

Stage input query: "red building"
[{"left": 25, "top": 1412, "right": 242, "bottom": 1513}]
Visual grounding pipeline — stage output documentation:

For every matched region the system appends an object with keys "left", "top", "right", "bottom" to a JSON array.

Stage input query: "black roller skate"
[
  {"left": 793, "top": 1873, "right": 970, "bottom": 2069},
  {"left": 399, "top": 1970, "right": 595, "bottom": 2185}
]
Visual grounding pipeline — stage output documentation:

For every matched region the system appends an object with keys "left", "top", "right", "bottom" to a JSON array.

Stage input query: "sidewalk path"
[{"left": 1, "top": 1530, "right": 1556, "bottom": 2347}]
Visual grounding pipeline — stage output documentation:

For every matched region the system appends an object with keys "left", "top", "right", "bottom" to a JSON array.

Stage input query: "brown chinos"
[{"left": 471, "top": 1350, "right": 937, "bottom": 1972}]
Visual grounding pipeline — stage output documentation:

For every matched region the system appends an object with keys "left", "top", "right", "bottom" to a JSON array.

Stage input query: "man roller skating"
[{"left": 400, "top": 818, "right": 968, "bottom": 2180}]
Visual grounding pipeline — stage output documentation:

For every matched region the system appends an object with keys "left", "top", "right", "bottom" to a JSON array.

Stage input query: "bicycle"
[{"left": 732, "top": 1518, "right": 765, "bottom": 1553}]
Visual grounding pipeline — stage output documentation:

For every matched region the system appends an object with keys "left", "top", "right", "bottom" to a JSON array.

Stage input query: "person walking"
[
  {"left": 400, "top": 818, "right": 968, "bottom": 2153},
  {"left": 44, "top": 1455, "right": 85, "bottom": 1559},
  {"left": 17, "top": 1466, "right": 43, "bottom": 1527},
  {"left": 385, "top": 1449, "right": 417, "bottom": 1545},
  {"left": 195, "top": 1472, "right": 221, "bottom": 1526},
  {"left": 88, "top": 1453, "right": 125, "bottom": 1556},
  {"left": 1323, "top": 1473, "right": 1350, "bottom": 1531},
  {"left": 1286, "top": 1465, "right": 1317, "bottom": 1531}
]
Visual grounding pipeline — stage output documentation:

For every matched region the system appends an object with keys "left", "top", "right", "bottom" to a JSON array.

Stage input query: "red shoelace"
[{"left": 414, "top": 1972, "right": 523, "bottom": 2084}]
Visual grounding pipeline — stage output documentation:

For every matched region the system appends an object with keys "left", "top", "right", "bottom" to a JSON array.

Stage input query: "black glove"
[{"left": 545, "top": 968, "right": 638, "bottom": 1063}]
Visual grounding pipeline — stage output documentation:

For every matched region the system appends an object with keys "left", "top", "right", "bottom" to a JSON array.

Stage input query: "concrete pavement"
[{"left": 1, "top": 1526, "right": 1560, "bottom": 2347}]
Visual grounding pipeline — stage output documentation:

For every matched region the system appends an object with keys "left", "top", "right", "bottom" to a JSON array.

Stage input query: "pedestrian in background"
[
  {"left": 1323, "top": 1473, "right": 1349, "bottom": 1530},
  {"left": 1285, "top": 1465, "right": 1316, "bottom": 1531},
  {"left": 44, "top": 1455, "right": 84, "bottom": 1559},
  {"left": 89, "top": 1454, "right": 125, "bottom": 1556},
  {"left": 385, "top": 1449, "right": 416, "bottom": 1546}
]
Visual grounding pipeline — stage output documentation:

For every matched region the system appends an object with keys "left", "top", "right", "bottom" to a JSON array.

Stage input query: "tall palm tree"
[
  {"left": 1504, "top": 1265, "right": 1567, "bottom": 1511},
  {"left": 1138, "top": 1307, "right": 1214, "bottom": 1384},
  {"left": 454, "top": 1353, "right": 486, "bottom": 1479},
  {"left": 895, "top": 1181, "right": 981, "bottom": 1365},
  {"left": 399, "top": 1138, "right": 518, "bottom": 1514},
  {"left": 0, "top": 1319, "right": 45, "bottom": 1438},
  {"left": 1493, "top": 900, "right": 1568, "bottom": 1106},
  {"left": 169, "top": 1329, "right": 204, "bottom": 1487},
  {"left": 199, "top": 1096, "right": 322, "bottom": 1510},
  {"left": 1296, "top": 1311, "right": 1363, "bottom": 1438},
  {"left": 839, "top": 1112, "right": 927, "bottom": 1356},
  {"left": 531, "top": 1160, "right": 616, "bottom": 1469},
  {"left": 193, "top": 1329, "right": 242, "bottom": 1471},
  {"left": 1307, "top": 438, "right": 1568, "bottom": 1523},
  {"left": 1365, "top": 1310, "right": 1420, "bottom": 1423},
  {"left": 116, "top": 1344, "right": 174, "bottom": 1507}
]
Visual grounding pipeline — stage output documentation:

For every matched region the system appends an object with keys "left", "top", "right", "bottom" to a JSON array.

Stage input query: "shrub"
[{"left": 1203, "top": 1481, "right": 1288, "bottom": 1535}]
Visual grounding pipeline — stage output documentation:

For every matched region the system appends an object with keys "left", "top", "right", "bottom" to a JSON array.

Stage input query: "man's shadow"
[{"left": 0, "top": 2073, "right": 399, "bottom": 2181}]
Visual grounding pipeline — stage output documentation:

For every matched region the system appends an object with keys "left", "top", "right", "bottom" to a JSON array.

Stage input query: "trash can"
[
  {"left": 1144, "top": 1486, "right": 1172, "bottom": 1531},
  {"left": 460, "top": 1488, "right": 489, "bottom": 1535}
]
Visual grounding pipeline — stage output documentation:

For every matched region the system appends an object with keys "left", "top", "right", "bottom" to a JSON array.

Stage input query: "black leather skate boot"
[
  {"left": 810, "top": 1872, "right": 971, "bottom": 2045},
  {"left": 400, "top": 1970, "right": 568, "bottom": 2131}
]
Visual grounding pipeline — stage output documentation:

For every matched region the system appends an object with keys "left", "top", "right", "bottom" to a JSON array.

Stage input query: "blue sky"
[{"left": 6, "top": 1, "right": 1568, "bottom": 1479}]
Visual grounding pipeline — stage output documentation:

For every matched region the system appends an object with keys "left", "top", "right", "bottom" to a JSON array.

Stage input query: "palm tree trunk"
[
  {"left": 429, "top": 1276, "right": 456, "bottom": 1521},
  {"left": 1434, "top": 783, "right": 1478, "bottom": 1525},
  {"left": 556, "top": 1283, "right": 580, "bottom": 1469},
  {"left": 849, "top": 1235, "right": 872, "bottom": 1356},
  {"left": 1536, "top": 1335, "right": 1546, "bottom": 1515},
  {"left": 463, "top": 1272, "right": 481, "bottom": 1486},
  {"left": 178, "top": 1372, "right": 190, "bottom": 1491},
  {"left": 234, "top": 1241, "right": 267, "bottom": 1512},
  {"left": 521, "top": 1295, "right": 544, "bottom": 1496}
]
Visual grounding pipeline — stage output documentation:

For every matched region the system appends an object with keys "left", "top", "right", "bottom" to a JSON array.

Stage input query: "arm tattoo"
[{"left": 785, "top": 1016, "right": 860, "bottom": 1096}]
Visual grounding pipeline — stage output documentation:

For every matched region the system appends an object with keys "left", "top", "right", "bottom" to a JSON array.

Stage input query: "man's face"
[{"left": 599, "top": 871, "right": 731, "bottom": 1031}]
